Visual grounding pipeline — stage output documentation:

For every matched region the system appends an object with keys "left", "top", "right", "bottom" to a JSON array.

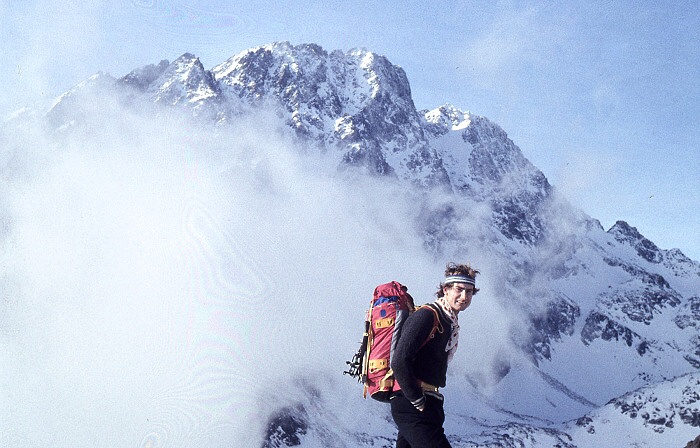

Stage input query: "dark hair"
[{"left": 435, "top": 262, "right": 480, "bottom": 297}]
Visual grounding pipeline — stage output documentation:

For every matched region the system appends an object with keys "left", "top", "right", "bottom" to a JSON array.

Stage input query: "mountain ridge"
[{"left": 23, "top": 41, "right": 700, "bottom": 447}]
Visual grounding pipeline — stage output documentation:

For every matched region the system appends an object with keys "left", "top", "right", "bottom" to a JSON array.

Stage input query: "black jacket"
[{"left": 391, "top": 303, "right": 453, "bottom": 403}]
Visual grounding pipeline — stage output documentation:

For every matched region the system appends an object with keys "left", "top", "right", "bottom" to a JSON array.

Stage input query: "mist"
[{"left": 0, "top": 98, "right": 520, "bottom": 447}]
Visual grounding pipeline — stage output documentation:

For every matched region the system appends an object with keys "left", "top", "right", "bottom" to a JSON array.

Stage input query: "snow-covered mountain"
[{"left": 9, "top": 42, "right": 700, "bottom": 447}]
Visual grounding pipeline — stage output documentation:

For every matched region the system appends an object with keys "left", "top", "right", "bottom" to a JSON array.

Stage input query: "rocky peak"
[
  {"left": 663, "top": 248, "right": 700, "bottom": 278},
  {"left": 212, "top": 42, "right": 331, "bottom": 103},
  {"left": 422, "top": 104, "right": 471, "bottom": 138},
  {"left": 210, "top": 42, "right": 417, "bottom": 127},
  {"left": 427, "top": 106, "right": 552, "bottom": 244},
  {"left": 609, "top": 220, "right": 663, "bottom": 263},
  {"left": 140, "top": 53, "right": 220, "bottom": 108},
  {"left": 464, "top": 115, "right": 546, "bottom": 191},
  {"left": 211, "top": 42, "right": 446, "bottom": 186},
  {"left": 120, "top": 59, "right": 170, "bottom": 91},
  {"left": 347, "top": 47, "right": 414, "bottom": 104},
  {"left": 427, "top": 105, "right": 550, "bottom": 197}
]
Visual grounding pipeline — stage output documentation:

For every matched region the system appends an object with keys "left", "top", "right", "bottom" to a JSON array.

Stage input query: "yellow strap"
[
  {"left": 368, "top": 358, "right": 389, "bottom": 373},
  {"left": 374, "top": 317, "right": 395, "bottom": 329},
  {"left": 361, "top": 316, "right": 373, "bottom": 379},
  {"left": 362, "top": 306, "right": 374, "bottom": 399},
  {"left": 377, "top": 369, "right": 394, "bottom": 391},
  {"left": 378, "top": 377, "right": 394, "bottom": 391}
]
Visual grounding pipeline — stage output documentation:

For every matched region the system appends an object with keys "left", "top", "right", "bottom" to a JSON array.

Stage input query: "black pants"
[{"left": 390, "top": 394, "right": 451, "bottom": 448}]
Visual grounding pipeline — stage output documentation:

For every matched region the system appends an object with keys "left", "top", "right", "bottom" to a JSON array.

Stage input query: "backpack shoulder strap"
[{"left": 416, "top": 303, "right": 443, "bottom": 347}]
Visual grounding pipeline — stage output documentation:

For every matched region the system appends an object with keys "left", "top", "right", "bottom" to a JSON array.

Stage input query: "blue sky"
[{"left": 1, "top": 0, "right": 698, "bottom": 260}]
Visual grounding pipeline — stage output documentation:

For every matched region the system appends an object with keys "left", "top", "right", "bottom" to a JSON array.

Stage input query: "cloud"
[
  {"left": 0, "top": 96, "right": 452, "bottom": 446},
  {"left": 0, "top": 79, "right": 555, "bottom": 445}
]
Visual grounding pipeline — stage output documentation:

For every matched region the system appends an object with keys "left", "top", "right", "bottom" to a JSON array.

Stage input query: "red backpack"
[{"left": 344, "top": 281, "right": 440, "bottom": 402}]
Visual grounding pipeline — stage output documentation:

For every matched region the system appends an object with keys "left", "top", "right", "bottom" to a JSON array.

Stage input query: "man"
[{"left": 390, "top": 262, "right": 480, "bottom": 447}]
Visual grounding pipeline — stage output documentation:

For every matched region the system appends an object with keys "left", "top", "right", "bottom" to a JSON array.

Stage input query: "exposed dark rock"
[
  {"left": 598, "top": 288, "right": 682, "bottom": 325},
  {"left": 262, "top": 405, "right": 308, "bottom": 448},
  {"left": 686, "top": 434, "right": 700, "bottom": 448},
  {"left": 675, "top": 296, "right": 700, "bottom": 329},
  {"left": 610, "top": 373, "right": 700, "bottom": 434},
  {"left": 529, "top": 295, "right": 580, "bottom": 361},
  {"left": 581, "top": 311, "right": 647, "bottom": 353}
]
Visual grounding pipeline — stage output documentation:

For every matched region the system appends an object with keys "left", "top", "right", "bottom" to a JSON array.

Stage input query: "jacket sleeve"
[{"left": 390, "top": 308, "right": 435, "bottom": 405}]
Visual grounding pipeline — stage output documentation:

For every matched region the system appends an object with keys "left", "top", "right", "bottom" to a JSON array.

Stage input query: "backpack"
[{"left": 344, "top": 281, "right": 441, "bottom": 402}]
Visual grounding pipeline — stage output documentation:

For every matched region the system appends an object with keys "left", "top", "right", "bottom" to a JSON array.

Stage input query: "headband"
[{"left": 444, "top": 275, "right": 475, "bottom": 286}]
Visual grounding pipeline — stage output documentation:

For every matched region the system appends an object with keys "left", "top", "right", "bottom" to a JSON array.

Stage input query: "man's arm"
[{"left": 390, "top": 308, "right": 435, "bottom": 410}]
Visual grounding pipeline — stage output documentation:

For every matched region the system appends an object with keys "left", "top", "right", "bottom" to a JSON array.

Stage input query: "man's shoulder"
[
  {"left": 415, "top": 303, "right": 452, "bottom": 328},
  {"left": 414, "top": 303, "right": 436, "bottom": 315},
  {"left": 416, "top": 302, "right": 443, "bottom": 317},
  {"left": 410, "top": 303, "right": 442, "bottom": 324}
]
